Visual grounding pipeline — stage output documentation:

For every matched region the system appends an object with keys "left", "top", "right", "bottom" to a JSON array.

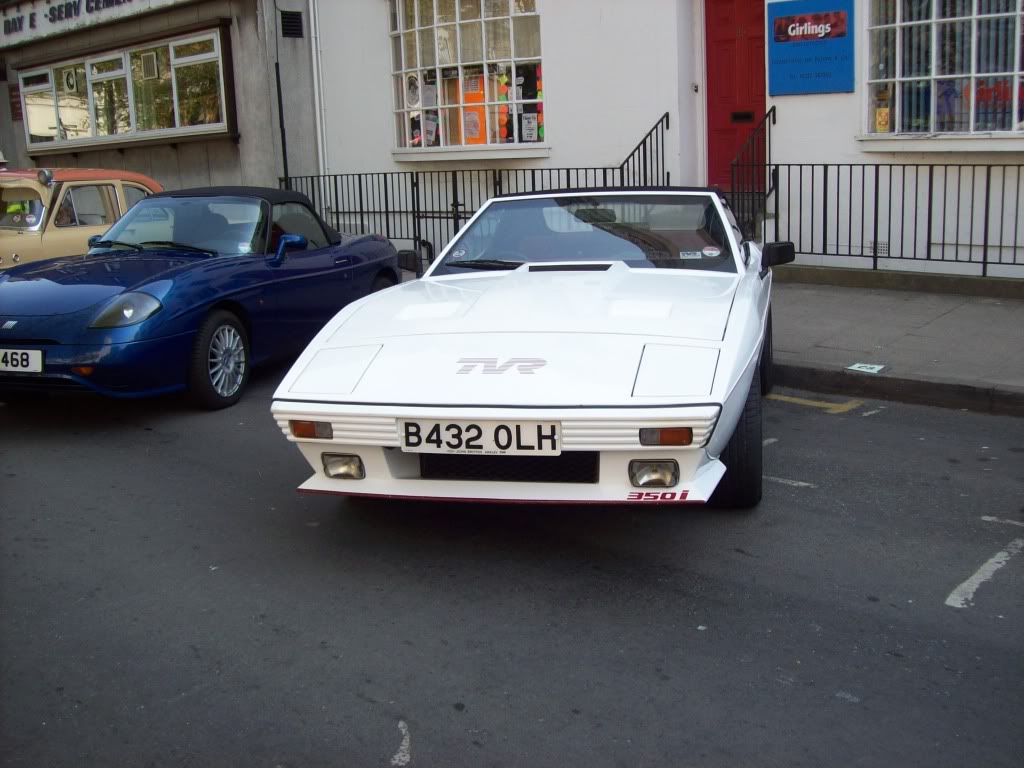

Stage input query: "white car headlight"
[{"left": 90, "top": 292, "right": 162, "bottom": 328}]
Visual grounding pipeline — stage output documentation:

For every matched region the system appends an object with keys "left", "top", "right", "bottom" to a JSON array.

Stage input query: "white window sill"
[
  {"left": 392, "top": 145, "right": 551, "bottom": 162},
  {"left": 856, "top": 134, "right": 1024, "bottom": 153},
  {"left": 26, "top": 125, "right": 233, "bottom": 156}
]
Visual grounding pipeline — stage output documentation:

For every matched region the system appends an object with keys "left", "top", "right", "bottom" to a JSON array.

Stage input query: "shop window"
[
  {"left": 390, "top": 0, "right": 544, "bottom": 149},
  {"left": 867, "top": 1, "right": 1024, "bottom": 135},
  {"left": 18, "top": 31, "right": 230, "bottom": 151}
]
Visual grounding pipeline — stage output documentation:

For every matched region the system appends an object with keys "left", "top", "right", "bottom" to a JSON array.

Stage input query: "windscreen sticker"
[
  {"left": 678, "top": 251, "right": 703, "bottom": 260},
  {"left": 451, "top": 248, "right": 467, "bottom": 258},
  {"left": 702, "top": 246, "right": 722, "bottom": 257},
  {"left": 11, "top": 215, "right": 20, "bottom": 223},
  {"left": 25, "top": 214, "right": 36, "bottom": 224}
]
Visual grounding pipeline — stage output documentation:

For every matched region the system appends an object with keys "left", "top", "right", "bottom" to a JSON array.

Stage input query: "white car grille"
[{"left": 274, "top": 410, "right": 718, "bottom": 449}]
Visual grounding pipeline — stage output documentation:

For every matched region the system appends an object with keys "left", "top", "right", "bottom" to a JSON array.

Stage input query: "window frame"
[
  {"left": 18, "top": 29, "right": 231, "bottom": 153},
  {"left": 865, "top": 0, "right": 1024, "bottom": 136},
  {"left": 389, "top": 0, "right": 545, "bottom": 152}
]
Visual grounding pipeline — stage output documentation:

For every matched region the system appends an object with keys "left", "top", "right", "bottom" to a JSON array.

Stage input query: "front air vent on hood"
[{"left": 527, "top": 263, "right": 612, "bottom": 272}]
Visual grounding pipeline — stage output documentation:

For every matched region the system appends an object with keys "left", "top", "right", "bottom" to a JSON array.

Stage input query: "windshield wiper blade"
[
  {"left": 445, "top": 258, "right": 523, "bottom": 270},
  {"left": 91, "top": 239, "right": 143, "bottom": 252},
  {"left": 141, "top": 241, "right": 217, "bottom": 256}
]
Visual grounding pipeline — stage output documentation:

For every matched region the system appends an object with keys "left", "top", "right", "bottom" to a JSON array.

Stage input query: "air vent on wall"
[{"left": 280, "top": 10, "right": 304, "bottom": 38}]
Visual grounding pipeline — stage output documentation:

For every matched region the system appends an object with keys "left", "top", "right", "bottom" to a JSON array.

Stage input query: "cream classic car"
[{"left": 1, "top": 168, "right": 162, "bottom": 269}]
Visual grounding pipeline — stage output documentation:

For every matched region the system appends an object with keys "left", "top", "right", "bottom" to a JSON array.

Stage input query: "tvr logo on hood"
[{"left": 456, "top": 357, "right": 547, "bottom": 375}]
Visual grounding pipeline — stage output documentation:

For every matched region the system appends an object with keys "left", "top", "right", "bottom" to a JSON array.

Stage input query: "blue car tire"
[{"left": 189, "top": 310, "right": 251, "bottom": 410}]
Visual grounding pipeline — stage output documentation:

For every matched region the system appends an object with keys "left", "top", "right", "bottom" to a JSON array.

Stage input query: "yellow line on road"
[{"left": 767, "top": 393, "right": 864, "bottom": 415}]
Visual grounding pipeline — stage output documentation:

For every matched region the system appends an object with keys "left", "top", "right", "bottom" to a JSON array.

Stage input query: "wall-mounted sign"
[
  {"left": 767, "top": 0, "right": 855, "bottom": 96},
  {"left": 1, "top": 0, "right": 195, "bottom": 50},
  {"left": 8, "top": 82, "right": 21, "bottom": 120}
]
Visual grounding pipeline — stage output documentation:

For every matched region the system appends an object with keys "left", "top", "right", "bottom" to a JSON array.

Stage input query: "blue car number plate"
[{"left": 0, "top": 349, "right": 43, "bottom": 373}]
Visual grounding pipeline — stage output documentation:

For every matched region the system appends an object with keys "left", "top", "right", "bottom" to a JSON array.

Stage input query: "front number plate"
[
  {"left": 0, "top": 349, "right": 43, "bottom": 373},
  {"left": 401, "top": 420, "right": 561, "bottom": 456}
]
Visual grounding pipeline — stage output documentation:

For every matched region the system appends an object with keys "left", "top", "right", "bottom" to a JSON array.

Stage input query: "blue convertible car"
[{"left": 0, "top": 186, "right": 400, "bottom": 408}]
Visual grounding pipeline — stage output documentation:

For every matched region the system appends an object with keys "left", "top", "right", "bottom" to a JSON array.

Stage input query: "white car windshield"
[
  {"left": 93, "top": 196, "right": 266, "bottom": 257},
  {"left": 433, "top": 194, "right": 737, "bottom": 275}
]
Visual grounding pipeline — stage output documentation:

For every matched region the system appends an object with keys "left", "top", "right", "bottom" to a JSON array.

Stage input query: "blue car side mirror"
[
  {"left": 270, "top": 234, "right": 307, "bottom": 265},
  {"left": 88, "top": 235, "right": 102, "bottom": 249}
]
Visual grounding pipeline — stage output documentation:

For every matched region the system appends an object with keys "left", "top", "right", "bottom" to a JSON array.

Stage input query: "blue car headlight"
[{"left": 90, "top": 292, "right": 163, "bottom": 328}]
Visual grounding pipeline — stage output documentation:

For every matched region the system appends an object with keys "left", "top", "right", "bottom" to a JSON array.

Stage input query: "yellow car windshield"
[{"left": 1, "top": 187, "right": 45, "bottom": 230}]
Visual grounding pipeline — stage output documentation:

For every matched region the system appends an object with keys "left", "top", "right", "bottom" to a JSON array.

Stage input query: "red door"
[{"left": 705, "top": 0, "right": 766, "bottom": 190}]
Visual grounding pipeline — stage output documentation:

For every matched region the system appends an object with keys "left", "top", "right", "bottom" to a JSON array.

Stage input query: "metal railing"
[
  {"left": 730, "top": 106, "right": 776, "bottom": 240},
  {"left": 620, "top": 112, "right": 671, "bottom": 187},
  {"left": 766, "top": 163, "right": 1024, "bottom": 274},
  {"left": 283, "top": 113, "right": 672, "bottom": 274}
]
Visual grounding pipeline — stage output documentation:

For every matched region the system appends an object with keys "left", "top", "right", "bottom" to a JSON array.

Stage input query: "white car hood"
[{"left": 276, "top": 265, "right": 738, "bottom": 406}]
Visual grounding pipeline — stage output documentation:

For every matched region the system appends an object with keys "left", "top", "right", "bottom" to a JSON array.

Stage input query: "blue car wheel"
[{"left": 189, "top": 310, "right": 250, "bottom": 410}]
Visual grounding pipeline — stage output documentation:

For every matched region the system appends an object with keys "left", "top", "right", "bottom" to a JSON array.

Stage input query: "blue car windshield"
[
  {"left": 94, "top": 196, "right": 266, "bottom": 257},
  {"left": 432, "top": 194, "right": 739, "bottom": 276}
]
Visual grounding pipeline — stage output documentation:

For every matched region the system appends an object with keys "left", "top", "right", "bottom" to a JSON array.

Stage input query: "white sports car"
[{"left": 271, "top": 189, "right": 794, "bottom": 508}]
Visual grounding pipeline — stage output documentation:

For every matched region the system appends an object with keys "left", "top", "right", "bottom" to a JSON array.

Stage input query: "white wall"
[
  {"left": 314, "top": 0, "right": 699, "bottom": 178},
  {"left": 764, "top": 0, "right": 1024, "bottom": 277}
]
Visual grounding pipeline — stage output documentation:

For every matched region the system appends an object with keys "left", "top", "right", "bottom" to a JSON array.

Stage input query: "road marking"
[
  {"left": 767, "top": 393, "right": 863, "bottom": 414},
  {"left": 981, "top": 516, "right": 1024, "bottom": 528},
  {"left": 861, "top": 409, "right": 884, "bottom": 417},
  {"left": 764, "top": 475, "right": 817, "bottom": 488},
  {"left": 944, "top": 539, "right": 1024, "bottom": 609},
  {"left": 390, "top": 720, "right": 411, "bottom": 766},
  {"left": 763, "top": 438, "right": 778, "bottom": 447}
]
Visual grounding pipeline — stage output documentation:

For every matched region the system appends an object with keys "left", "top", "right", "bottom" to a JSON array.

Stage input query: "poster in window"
[
  {"left": 424, "top": 113, "right": 438, "bottom": 145},
  {"left": 767, "top": 0, "right": 855, "bottom": 95},
  {"left": 464, "top": 111, "right": 481, "bottom": 140},
  {"left": 522, "top": 113, "right": 538, "bottom": 141},
  {"left": 422, "top": 83, "right": 438, "bottom": 108},
  {"left": 405, "top": 74, "right": 420, "bottom": 107}
]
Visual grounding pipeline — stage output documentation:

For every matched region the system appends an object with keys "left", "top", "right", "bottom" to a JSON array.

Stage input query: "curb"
[
  {"left": 774, "top": 265, "right": 1024, "bottom": 300},
  {"left": 774, "top": 362, "right": 1024, "bottom": 418}
]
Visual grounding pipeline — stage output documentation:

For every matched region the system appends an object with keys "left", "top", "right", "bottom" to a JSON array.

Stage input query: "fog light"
[
  {"left": 71, "top": 366, "right": 94, "bottom": 376},
  {"left": 629, "top": 459, "right": 679, "bottom": 488},
  {"left": 290, "top": 420, "right": 333, "bottom": 439},
  {"left": 639, "top": 427, "right": 693, "bottom": 446},
  {"left": 322, "top": 453, "right": 365, "bottom": 479}
]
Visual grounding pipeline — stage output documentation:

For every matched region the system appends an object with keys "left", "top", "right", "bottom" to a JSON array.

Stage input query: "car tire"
[
  {"left": 189, "top": 310, "right": 250, "bottom": 410},
  {"left": 710, "top": 369, "right": 762, "bottom": 509},
  {"left": 759, "top": 308, "right": 774, "bottom": 396},
  {"left": 372, "top": 273, "right": 397, "bottom": 292}
]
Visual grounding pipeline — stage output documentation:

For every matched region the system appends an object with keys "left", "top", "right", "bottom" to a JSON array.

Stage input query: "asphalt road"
[{"left": 1, "top": 372, "right": 1022, "bottom": 767}]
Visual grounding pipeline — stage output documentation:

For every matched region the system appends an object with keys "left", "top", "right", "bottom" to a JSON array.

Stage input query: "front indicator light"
[
  {"left": 639, "top": 427, "right": 693, "bottom": 446},
  {"left": 71, "top": 366, "right": 94, "bottom": 376},
  {"left": 290, "top": 420, "right": 333, "bottom": 439},
  {"left": 322, "top": 453, "right": 365, "bottom": 480},
  {"left": 629, "top": 460, "right": 679, "bottom": 488}
]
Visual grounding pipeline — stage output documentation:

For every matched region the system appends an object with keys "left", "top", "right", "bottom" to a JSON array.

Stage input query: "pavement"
[
  {"left": 2, "top": 377, "right": 1023, "bottom": 767},
  {"left": 771, "top": 282, "right": 1024, "bottom": 415}
]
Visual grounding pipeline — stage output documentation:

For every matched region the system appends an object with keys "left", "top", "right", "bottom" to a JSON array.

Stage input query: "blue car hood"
[{"left": 0, "top": 252, "right": 199, "bottom": 316}]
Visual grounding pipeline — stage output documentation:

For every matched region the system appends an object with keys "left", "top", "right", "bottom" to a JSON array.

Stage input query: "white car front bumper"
[{"left": 271, "top": 401, "right": 725, "bottom": 504}]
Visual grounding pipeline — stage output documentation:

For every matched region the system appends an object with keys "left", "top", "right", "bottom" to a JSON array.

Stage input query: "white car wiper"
[
  {"left": 91, "top": 239, "right": 143, "bottom": 252},
  {"left": 445, "top": 258, "right": 523, "bottom": 270},
  {"left": 140, "top": 241, "right": 218, "bottom": 257}
]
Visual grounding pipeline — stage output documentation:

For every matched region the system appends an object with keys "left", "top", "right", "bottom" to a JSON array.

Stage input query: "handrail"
[{"left": 618, "top": 112, "right": 671, "bottom": 186}]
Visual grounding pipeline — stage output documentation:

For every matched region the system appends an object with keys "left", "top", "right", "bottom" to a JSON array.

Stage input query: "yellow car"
[{"left": 1, "top": 168, "right": 163, "bottom": 269}]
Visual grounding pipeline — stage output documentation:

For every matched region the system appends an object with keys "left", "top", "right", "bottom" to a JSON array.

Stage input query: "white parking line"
[
  {"left": 763, "top": 438, "right": 778, "bottom": 447},
  {"left": 981, "top": 516, "right": 1024, "bottom": 528},
  {"left": 764, "top": 475, "right": 817, "bottom": 488},
  {"left": 390, "top": 720, "right": 411, "bottom": 766},
  {"left": 944, "top": 539, "right": 1024, "bottom": 609},
  {"left": 861, "top": 409, "right": 884, "bottom": 417}
]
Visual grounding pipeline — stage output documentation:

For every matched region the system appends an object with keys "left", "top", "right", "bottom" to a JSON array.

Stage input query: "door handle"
[{"left": 334, "top": 256, "right": 350, "bottom": 266}]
